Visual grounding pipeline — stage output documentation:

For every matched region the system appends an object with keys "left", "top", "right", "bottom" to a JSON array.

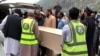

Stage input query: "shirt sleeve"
[
  {"left": 62, "top": 26, "right": 66, "bottom": 46},
  {"left": 0, "top": 31, "right": 4, "bottom": 43},
  {"left": 0, "top": 16, "right": 8, "bottom": 30},
  {"left": 33, "top": 22, "right": 41, "bottom": 43},
  {"left": 57, "top": 21, "right": 63, "bottom": 29},
  {"left": 62, "top": 25, "right": 72, "bottom": 46}
]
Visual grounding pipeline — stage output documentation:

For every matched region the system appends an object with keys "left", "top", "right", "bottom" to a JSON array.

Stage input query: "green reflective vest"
[
  {"left": 20, "top": 18, "right": 38, "bottom": 45},
  {"left": 62, "top": 20, "right": 88, "bottom": 56}
]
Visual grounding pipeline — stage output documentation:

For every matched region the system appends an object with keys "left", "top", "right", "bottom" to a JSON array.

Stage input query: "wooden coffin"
[{"left": 39, "top": 26, "right": 62, "bottom": 54}]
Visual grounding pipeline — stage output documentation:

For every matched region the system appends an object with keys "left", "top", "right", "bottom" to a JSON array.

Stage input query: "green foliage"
[{"left": 38, "top": 0, "right": 100, "bottom": 12}]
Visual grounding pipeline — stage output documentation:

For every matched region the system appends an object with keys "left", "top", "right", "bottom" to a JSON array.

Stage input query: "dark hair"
[
  {"left": 93, "top": 11, "right": 97, "bottom": 14},
  {"left": 84, "top": 7, "right": 93, "bottom": 16},
  {"left": 23, "top": 12, "right": 27, "bottom": 18},
  {"left": 47, "top": 9, "right": 52, "bottom": 14},
  {"left": 14, "top": 9, "right": 22, "bottom": 17},
  {"left": 59, "top": 12, "right": 64, "bottom": 17},
  {"left": 69, "top": 7, "right": 80, "bottom": 19}
]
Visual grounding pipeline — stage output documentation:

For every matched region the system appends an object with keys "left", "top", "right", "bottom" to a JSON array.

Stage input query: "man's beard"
[{"left": 46, "top": 14, "right": 49, "bottom": 18}]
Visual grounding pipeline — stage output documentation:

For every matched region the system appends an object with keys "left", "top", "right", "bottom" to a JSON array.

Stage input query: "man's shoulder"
[
  {"left": 62, "top": 24, "right": 70, "bottom": 32},
  {"left": 8, "top": 15, "right": 20, "bottom": 18},
  {"left": 51, "top": 15, "right": 55, "bottom": 18},
  {"left": 86, "top": 17, "right": 95, "bottom": 23},
  {"left": 8, "top": 15, "right": 17, "bottom": 17},
  {"left": 50, "top": 15, "right": 56, "bottom": 20},
  {"left": 86, "top": 17, "right": 93, "bottom": 21},
  {"left": 63, "top": 24, "right": 69, "bottom": 29},
  {"left": 61, "top": 18, "right": 66, "bottom": 22}
]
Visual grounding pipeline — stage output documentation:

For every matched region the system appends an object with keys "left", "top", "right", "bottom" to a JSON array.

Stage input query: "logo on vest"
[
  {"left": 23, "top": 23, "right": 29, "bottom": 30},
  {"left": 76, "top": 26, "right": 84, "bottom": 34}
]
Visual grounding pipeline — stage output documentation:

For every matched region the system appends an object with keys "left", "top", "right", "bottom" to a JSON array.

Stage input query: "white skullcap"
[{"left": 40, "top": 11, "right": 45, "bottom": 15}]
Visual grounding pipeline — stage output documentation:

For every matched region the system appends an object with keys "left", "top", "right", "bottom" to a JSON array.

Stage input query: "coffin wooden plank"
[{"left": 39, "top": 26, "right": 62, "bottom": 54}]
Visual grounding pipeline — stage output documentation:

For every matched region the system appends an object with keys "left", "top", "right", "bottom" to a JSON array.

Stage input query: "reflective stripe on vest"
[
  {"left": 63, "top": 50, "right": 87, "bottom": 55},
  {"left": 20, "top": 18, "right": 38, "bottom": 45},
  {"left": 62, "top": 21, "right": 88, "bottom": 56}
]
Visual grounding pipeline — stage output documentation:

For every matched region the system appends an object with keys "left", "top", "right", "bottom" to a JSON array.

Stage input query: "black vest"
[{"left": 4, "top": 15, "right": 22, "bottom": 41}]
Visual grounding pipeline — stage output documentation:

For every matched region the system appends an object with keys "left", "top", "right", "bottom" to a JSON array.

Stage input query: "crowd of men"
[{"left": 0, "top": 4, "right": 99, "bottom": 56}]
